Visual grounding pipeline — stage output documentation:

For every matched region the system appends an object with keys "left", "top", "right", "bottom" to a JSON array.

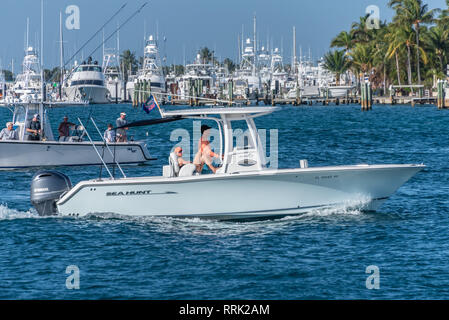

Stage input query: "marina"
[{"left": 1, "top": 0, "right": 449, "bottom": 302}]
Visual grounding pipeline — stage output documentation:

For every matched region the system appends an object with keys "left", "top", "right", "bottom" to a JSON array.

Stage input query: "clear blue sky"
[{"left": 0, "top": 0, "right": 446, "bottom": 72}]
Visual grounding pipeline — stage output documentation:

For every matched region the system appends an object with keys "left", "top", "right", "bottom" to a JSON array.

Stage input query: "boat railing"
[
  {"left": 88, "top": 117, "right": 126, "bottom": 178},
  {"left": 76, "top": 117, "right": 121, "bottom": 180}
]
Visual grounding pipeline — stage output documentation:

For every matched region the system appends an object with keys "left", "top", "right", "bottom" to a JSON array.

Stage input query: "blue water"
[{"left": 0, "top": 103, "right": 447, "bottom": 299}]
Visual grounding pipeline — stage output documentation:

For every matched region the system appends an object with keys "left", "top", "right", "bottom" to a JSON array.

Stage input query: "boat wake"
[
  {"left": 78, "top": 198, "right": 371, "bottom": 236},
  {"left": 0, "top": 204, "right": 39, "bottom": 220}
]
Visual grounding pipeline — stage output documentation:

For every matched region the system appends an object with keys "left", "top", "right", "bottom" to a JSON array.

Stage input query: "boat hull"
[
  {"left": 56, "top": 164, "right": 424, "bottom": 219},
  {"left": 0, "top": 140, "right": 152, "bottom": 169},
  {"left": 64, "top": 85, "right": 109, "bottom": 104}
]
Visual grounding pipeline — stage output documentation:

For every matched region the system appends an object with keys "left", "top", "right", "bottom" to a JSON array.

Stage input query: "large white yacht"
[
  {"left": 269, "top": 47, "right": 288, "bottom": 95},
  {"left": 178, "top": 53, "right": 216, "bottom": 99},
  {"left": 103, "top": 50, "right": 125, "bottom": 102},
  {"left": 9, "top": 46, "right": 42, "bottom": 103},
  {"left": 30, "top": 106, "right": 424, "bottom": 219},
  {"left": 127, "top": 35, "right": 165, "bottom": 102},
  {"left": 233, "top": 38, "right": 262, "bottom": 100},
  {"left": 64, "top": 57, "right": 109, "bottom": 104}
]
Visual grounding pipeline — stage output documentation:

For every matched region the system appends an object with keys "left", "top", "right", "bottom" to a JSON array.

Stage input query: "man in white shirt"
[{"left": 0, "top": 122, "right": 18, "bottom": 141}]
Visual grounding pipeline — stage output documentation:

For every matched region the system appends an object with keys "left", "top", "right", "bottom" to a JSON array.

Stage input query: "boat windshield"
[
  {"left": 75, "top": 66, "right": 102, "bottom": 73},
  {"left": 13, "top": 105, "right": 27, "bottom": 124}
]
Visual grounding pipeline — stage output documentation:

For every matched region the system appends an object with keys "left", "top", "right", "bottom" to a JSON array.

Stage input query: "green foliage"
[
  {"left": 329, "top": 0, "right": 449, "bottom": 88},
  {"left": 322, "top": 50, "right": 351, "bottom": 85},
  {"left": 120, "top": 50, "right": 139, "bottom": 82}
]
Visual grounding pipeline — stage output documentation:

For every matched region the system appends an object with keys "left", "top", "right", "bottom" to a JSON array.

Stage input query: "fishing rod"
[
  {"left": 86, "top": 2, "right": 148, "bottom": 64},
  {"left": 45, "top": 3, "right": 128, "bottom": 85},
  {"left": 64, "top": 3, "right": 127, "bottom": 71},
  {"left": 54, "top": 2, "right": 148, "bottom": 86}
]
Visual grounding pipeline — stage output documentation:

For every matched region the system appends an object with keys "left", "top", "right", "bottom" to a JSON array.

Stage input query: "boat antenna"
[
  {"left": 59, "top": 11, "right": 64, "bottom": 99},
  {"left": 26, "top": 17, "right": 29, "bottom": 50}
]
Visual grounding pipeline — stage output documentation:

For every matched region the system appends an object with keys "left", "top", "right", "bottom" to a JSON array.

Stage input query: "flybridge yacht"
[
  {"left": 30, "top": 106, "right": 424, "bottom": 220},
  {"left": 127, "top": 35, "right": 166, "bottom": 101},
  {"left": 7, "top": 46, "right": 42, "bottom": 103},
  {"left": 64, "top": 57, "right": 109, "bottom": 104},
  {"left": 0, "top": 101, "right": 152, "bottom": 169},
  {"left": 234, "top": 38, "right": 262, "bottom": 100},
  {"left": 178, "top": 53, "right": 216, "bottom": 99},
  {"left": 269, "top": 48, "right": 288, "bottom": 95},
  {"left": 103, "top": 49, "right": 125, "bottom": 102}
]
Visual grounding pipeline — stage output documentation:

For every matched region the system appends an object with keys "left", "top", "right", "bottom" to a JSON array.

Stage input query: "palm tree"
[
  {"left": 423, "top": 25, "right": 449, "bottom": 76},
  {"left": 351, "top": 43, "right": 375, "bottom": 74},
  {"left": 120, "top": 50, "right": 138, "bottom": 82},
  {"left": 199, "top": 47, "right": 213, "bottom": 64},
  {"left": 330, "top": 31, "right": 354, "bottom": 53},
  {"left": 386, "top": 24, "right": 414, "bottom": 86},
  {"left": 223, "top": 58, "right": 236, "bottom": 74},
  {"left": 322, "top": 50, "right": 351, "bottom": 85},
  {"left": 389, "top": 0, "right": 438, "bottom": 84},
  {"left": 350, "top": 15, "right": 372, "bottom": 44}
]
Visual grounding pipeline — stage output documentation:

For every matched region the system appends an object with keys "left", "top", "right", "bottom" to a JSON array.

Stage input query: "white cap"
[
  {"left": 6, "top": 122, "right": 13, "bottom": 127},
  {"left": 33, "top": 114, "right": 39, "bottom": 118},
  {"left": 120, "top": 112, "right": 126, "bottom": 116}
]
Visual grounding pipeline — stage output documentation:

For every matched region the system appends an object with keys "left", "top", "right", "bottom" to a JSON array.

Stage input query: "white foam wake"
[{"left": 0, "top": 204, "right": 39, "bottom": 220}]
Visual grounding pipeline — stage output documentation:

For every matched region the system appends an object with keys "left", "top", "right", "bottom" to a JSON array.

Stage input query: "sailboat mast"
[{"left": 253, "top": 14, "right": 257, "bottom": 75}]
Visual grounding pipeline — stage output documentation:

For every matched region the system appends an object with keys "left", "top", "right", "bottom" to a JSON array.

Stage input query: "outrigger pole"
[
  {"left": 64, "top": 3, "right": 127, "bottom": 70},
  {"left": 53, "top": 2, "right": 148, "bottom": 86}
]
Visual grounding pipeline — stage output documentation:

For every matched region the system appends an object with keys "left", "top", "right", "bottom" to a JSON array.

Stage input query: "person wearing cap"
[
  {"left": 0, "top": 122, "right": 18, "bottom": 141},
  {"left": 57, "top": 116, "right": 76, "bottom": 141},
  {"left": 116, "top": 112, "right": 128, "bottom": 142},
  {"left": 26, "top": 114, "right": 41, "bottom": 141},
  {"left": 193, "top": 124, "right": 220, "bottom": 174}
]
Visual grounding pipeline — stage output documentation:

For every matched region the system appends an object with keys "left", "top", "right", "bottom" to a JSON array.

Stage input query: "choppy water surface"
[{"left": 0, "top": 103, "right": 447, "bottom": 299}]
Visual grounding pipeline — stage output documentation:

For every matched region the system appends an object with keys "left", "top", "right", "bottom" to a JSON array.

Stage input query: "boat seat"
[
  {"left": 168, "top": 152, "right": 180, "bottom": 177},
  {"left": 168, "top": 152, "right": 196, "bottom": 177},
  {"left": 179, "top": 163, "right": 196, "bottom": 177}
]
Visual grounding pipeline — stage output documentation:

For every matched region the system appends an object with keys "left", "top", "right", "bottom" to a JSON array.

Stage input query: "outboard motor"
[{"left": 30, "top": 171, "right": 72, "bottom": 216}]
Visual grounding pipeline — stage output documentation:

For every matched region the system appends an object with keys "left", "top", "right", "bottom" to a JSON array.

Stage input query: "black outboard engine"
[{"left": 30, "top": 171, "right": 72, "bottom": 216}]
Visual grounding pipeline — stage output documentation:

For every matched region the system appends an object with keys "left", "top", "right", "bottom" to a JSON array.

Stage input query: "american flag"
[{"left": 142, "top": 95, "right": 158, "bottom": 114}]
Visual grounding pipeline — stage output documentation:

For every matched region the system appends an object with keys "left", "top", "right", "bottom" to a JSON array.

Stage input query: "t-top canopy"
[{"left": 161, "top": 106, "right": 280, "bottom": 119}]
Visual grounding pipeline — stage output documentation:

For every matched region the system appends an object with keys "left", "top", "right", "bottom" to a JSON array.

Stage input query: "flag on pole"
[{"left": 142, "top": 94, "right": 160, "bottom": 114}]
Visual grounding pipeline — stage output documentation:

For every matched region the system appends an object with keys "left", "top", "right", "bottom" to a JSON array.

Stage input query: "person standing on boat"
[
  {"left": 0, "top": 122, "right": 18, "bottom": 141},
  {"left": 104, "top": 123, "right": 116, "bottom": 143},
  {"left": 193, "top": 124, "right": 220, "bottom": 174},
  {"left": 57, "top": 116, "right": 76, "bottom": 141},
  {"left": 116, "top": 112, "right": 128, "bottom": 142},
  {"left": 26, "top": 114, "right": 41, "bottom": 141}
]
